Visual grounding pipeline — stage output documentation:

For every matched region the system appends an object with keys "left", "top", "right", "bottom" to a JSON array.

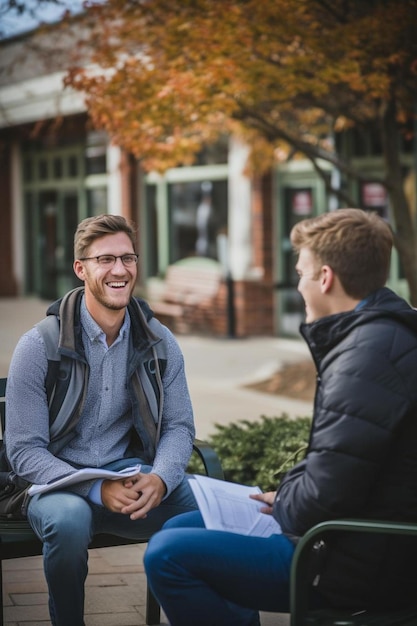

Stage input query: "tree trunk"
[{"left": 381, "top": 99, "right": 417, "bottom": 306}]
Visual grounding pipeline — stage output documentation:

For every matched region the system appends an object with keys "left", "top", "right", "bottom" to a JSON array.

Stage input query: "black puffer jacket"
[{"left": 274, "top": 287, "right": 417, "bottom": 609}]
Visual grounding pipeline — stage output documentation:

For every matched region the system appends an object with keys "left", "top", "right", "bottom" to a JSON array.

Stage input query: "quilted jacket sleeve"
[{"left": 274, "top": 320, "right": 416, "bottom": 538}]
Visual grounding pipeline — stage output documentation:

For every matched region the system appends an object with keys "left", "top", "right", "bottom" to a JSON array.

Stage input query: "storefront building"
[{"left": 0, "top": 27, "right": 412, "bottom": 337}]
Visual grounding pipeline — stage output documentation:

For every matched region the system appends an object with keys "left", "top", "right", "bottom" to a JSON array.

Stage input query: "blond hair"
[{"left": 290, "top": 209, "right": 393, "bottom": 299}]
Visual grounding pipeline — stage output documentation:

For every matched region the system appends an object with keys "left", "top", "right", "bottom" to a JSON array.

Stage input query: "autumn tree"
[{"left": 64, "top": 0, "right": 417, "bottom": 303}]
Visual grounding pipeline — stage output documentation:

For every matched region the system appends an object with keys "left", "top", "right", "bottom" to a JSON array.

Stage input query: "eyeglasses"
[{"left": 79, "top": 254, "right": 139, "bottom": 267}]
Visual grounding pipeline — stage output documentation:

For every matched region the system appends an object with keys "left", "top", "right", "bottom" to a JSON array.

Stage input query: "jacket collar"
[
  {"left": 46, "top": 287, "right": 160, "bottom": 357},
  {"left": 300, "top": 287, "right": 417, "bottom": 365}
]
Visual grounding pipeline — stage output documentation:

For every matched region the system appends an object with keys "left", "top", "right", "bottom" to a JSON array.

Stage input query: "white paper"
[
  {"left": 28, "top": 464, "right": 142, "bottom": 496},
  {"left": 190, "top": 474, "right": 281, "bottom": 537}
]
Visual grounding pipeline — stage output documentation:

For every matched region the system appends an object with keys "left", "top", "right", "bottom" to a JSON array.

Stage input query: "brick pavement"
[
  {"left": 3, "top": 543, "right": 290, "bottom": 625},
  {"left": 4, "top": 544, "right": 161, "bottom": 626}
]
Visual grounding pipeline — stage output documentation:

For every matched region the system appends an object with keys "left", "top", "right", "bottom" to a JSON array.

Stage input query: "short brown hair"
[
  {"left": 74, "top": 214, "right": 137, "bottom": 260},
  {"left": 290, "top": 208, "right": 393, "bottom": 299}
]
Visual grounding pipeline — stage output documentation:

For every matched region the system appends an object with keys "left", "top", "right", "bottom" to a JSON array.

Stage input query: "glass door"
[
  {"left": 38, "top": 190, "right": 82, "bottom": 300},
  {"left": 274, "top": 166, "right": 328, "bottom": 336},
  {"left": 279, "top": 187, "right": 315, "bottom": 335},
  {"left": 22, "top": 143, "right": 94, "bottom": 299}
]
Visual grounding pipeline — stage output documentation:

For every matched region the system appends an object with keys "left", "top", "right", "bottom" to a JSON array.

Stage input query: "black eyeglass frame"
[{"left": 78, "top": 254, "right": 139, "bottom": 266}]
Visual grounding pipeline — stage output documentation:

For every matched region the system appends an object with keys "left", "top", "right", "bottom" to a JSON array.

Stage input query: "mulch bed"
[{"left": 246, "top": 360, "right": 316, "bottom": 402}]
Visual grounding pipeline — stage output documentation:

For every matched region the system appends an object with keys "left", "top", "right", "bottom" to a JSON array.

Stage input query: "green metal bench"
[
  {"left": 0, "top": 376, "right": 224, "bottom": 625},
  {"left": 290, "top": 518, "right": 417, "bottom": 625}
]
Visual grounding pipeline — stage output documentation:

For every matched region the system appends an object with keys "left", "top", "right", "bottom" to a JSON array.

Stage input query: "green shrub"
[{"left": 189, "top": 414, "right": 311, "bottom": 491}]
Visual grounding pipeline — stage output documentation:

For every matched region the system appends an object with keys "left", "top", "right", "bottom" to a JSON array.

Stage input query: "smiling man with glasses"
[{"left": 5, "top": 213, "right": 197, "bottom": 626}]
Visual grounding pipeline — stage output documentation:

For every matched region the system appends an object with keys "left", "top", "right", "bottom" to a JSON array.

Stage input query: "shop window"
[
  {"left": 24, "top": 192, "right": 35, "bottom": 292},
  {"left": 168, "top": 179, "right": 227, "bottom": 263},
  {"left": 23, "top": 158, "right": 32, "bottom": 182},
  {"left": 53, "top": 157, "right": 63, "bottom": 179},
  {"left": 360, "top": 182, "right": 388, "bottom": 219},
  {"left": 62, "top": 193, "right": 80, "bottom": 270},
  {"left": 278, "top": 186, "right": 315, "bottom": 335},
  {"left": 146, "top": 184, "right": 159, "bottom": 277},
  {"left": 86, "top": 132, "right": 107, "bottom": 175},
  {"left": 283, "top": 187, "right": 314, "bottom": 282},
  {"left": 68, "top": 155, "right": 79, "bottom": 177},
  {"left": 87, "top": 187, "right": 107, "bottom": 216},
  {"left": 38, "top": 158, "right": 48, "bottom": 180},
  {"left": 86, "top": 146, "right": 106, "bottom": 175}
]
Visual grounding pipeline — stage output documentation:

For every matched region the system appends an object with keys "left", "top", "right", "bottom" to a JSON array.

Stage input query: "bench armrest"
[
  {"left": 290, "top": 518, "right": 417, "bottom": 626},
  {"left": 193, "top": 439, "right": 224, "bottom": 480}
]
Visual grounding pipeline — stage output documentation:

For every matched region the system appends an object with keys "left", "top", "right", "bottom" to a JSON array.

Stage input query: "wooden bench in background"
[
  {"left": 147, "top": 258, "right": 223, "bottom": 333},
  {"left": 0, "top": 377, "right": 224, "bottom": 626}
]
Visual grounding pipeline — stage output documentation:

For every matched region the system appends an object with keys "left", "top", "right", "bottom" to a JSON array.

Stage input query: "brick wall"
[{"left": 156, "top": 277, "right": 274, "bottom": 337}]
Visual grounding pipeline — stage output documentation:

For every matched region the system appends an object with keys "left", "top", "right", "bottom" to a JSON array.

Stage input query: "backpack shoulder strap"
[
  {"left": 36, "top": 316, "right": 74, "bottom": 430},
  {"left": 36, "top": 316, "right": 61, "bottom": 405},
  {"left": 36, "top": 316, "right": 60, "bottom": 359}
]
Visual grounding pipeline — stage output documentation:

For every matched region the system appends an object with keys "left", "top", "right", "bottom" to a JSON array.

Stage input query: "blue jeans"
[
  {"left": 27, "top": 460, "right": 197, "bottom": 626},
  {"left": 144, "top": 510, "right": 296, "bottom": 626}
]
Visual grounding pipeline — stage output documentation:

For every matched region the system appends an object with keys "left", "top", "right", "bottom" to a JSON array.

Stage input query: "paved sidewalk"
[{"left": 0, "top": 296, "right": 314, "bottom": 625}]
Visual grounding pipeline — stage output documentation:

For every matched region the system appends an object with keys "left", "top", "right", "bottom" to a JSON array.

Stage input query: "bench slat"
[{"left": 149, "top": 263, "right": 222, "bottom": 331}]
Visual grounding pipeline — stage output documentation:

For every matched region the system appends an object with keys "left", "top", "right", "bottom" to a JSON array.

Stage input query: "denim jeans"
[
  {"left": 27, "top": 460, "right": 197, "bottom": 626},
  {"left": 144, "top": 510, "right": 296, "bottom": 626}
]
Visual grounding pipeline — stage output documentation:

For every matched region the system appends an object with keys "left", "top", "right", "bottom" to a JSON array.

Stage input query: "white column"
[
  {"left": 228, "top": 137, "right": 252, "bottom": 279},
  {"left": 106, "top": 144, "right": 123, "bottom": 215}
]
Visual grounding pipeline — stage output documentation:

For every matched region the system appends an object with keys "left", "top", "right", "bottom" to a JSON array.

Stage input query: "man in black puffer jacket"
[
  {"left": 144, "top": 208, "right": 417, "bottom": 626},
  {"left": 277, "top": 208, "right": 417, "bottom": 609}
]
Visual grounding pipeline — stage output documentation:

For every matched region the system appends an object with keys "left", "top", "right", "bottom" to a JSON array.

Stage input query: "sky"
[{"left": 0, "top": 0, "right": 88, "bottom": 39}]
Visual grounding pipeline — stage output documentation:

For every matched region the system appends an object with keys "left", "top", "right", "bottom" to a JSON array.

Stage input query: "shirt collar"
[{"left": 80, "top": 295, "right": 130, "bottom": 347}]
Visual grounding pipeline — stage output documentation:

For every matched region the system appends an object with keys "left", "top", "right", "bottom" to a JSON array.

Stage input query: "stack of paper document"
[
  {"left": 28, "top": 464, "right": 142, "bottom": 496},
  {"left": 190, "top": 474, "right": 282, "bottom": 538}
]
